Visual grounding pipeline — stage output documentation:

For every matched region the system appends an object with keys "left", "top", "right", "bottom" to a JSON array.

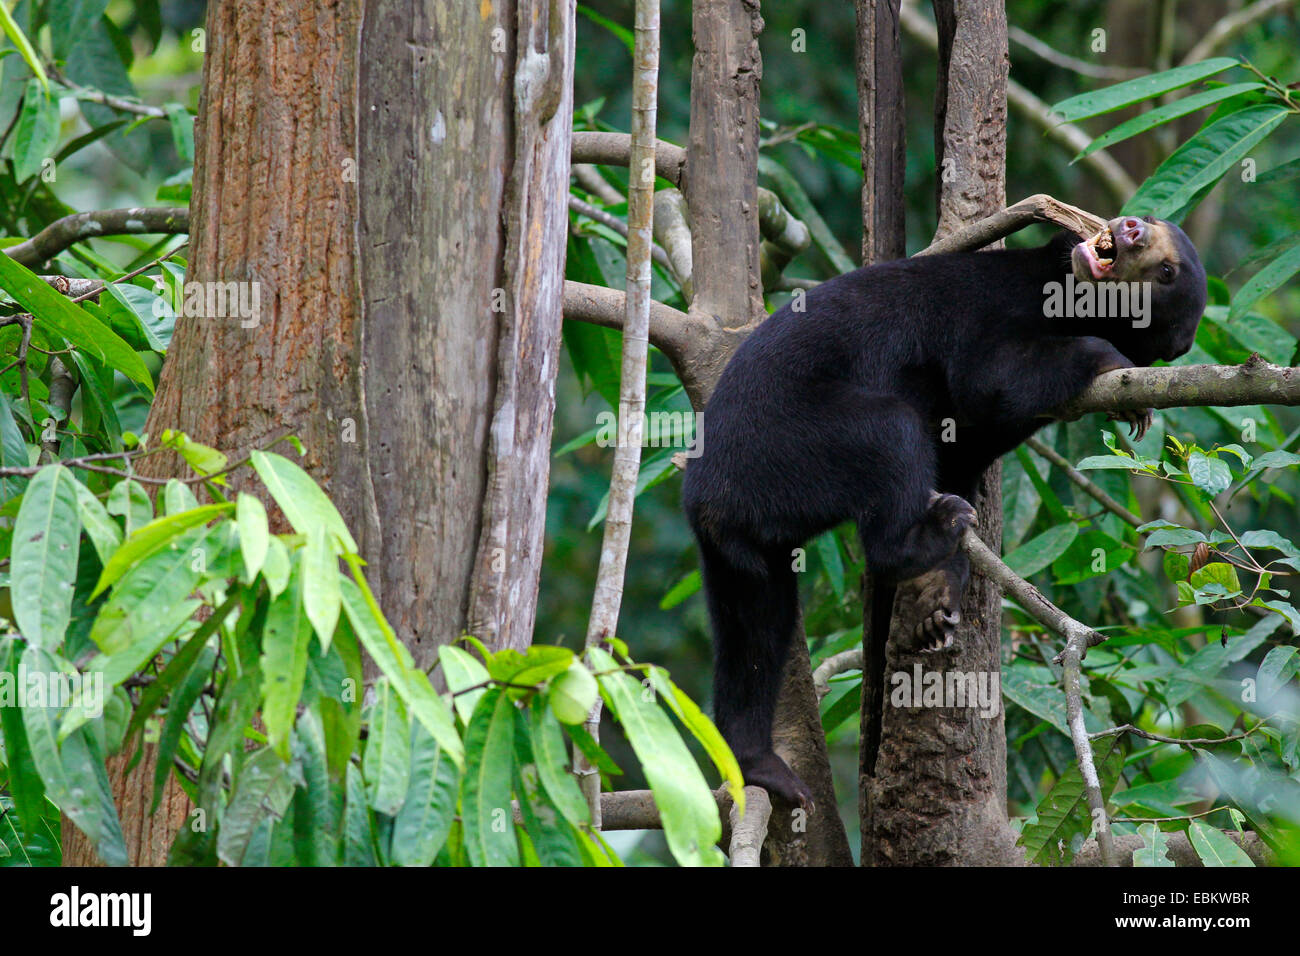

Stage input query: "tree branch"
[
  {"left": 917, "top": 192, "right": 1104, "bottom": 256},
  {"left": 569, "top": 195, "right": 674, "bottom": 272},
  {"left": 1180, "top": 0, "right": 1296, "bottom": 66},
  {"left": 562, "top": 280, "right": 703, "bottom": 357},
  {"left": 727, "top": 786, "right": 771, "bottom": 866},
  {"left": 4, "top": 208, "right": 189, "bottom": 267},
  {"left": 812, "top": 648, "right": 865, "bottom": 700},
  {"left": 1025, "top": 435, "right": 1143, "bottom": 526},
  {"left": 1008, "top": 26, "right": 1143, "bottom": 80},
  {"left": 1059, "top": 355, "right": 1300, "bottom": 417},
  {"left": 571, "top": 131, "right": 686, "bottom": 186}
]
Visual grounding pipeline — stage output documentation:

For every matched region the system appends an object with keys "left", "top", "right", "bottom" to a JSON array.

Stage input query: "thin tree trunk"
[
  {"left": 578, "top": 0, "right": 661, "bottom": 827},
  {"left": 61, "top": 0, "right": 574, "bottom": 865}
]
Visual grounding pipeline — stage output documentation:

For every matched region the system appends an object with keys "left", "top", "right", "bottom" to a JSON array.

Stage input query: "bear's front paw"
[
  {"left": 1107, "top": 407, "right": 1153, "bottom": 441},
  {"left": 926, "top": 492, "right": 977, "bottom": 535}
]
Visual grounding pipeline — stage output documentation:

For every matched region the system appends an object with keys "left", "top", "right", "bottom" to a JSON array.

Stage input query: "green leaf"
[
  {"left": 1187, "top": 820, "right": 1255, "bottom": 866},
  {"left": 339, "top": 568, "right": 463, "bottom": 767},
  {"left": 161, "top": 430, "right": 227, "bottom": 477},
  {"left": 301, "top": 528, "right": 341, "bottom": 650},
  {"left": 659, "top": 569, "right": 701, "bottom": 610},
  {"left": 217, "top": 747, "right": 295, "bottom": 867},
  {"left": 163, "top": 103, "right": 194, "bottom": 164},
  {"left": 1239, "top": 529, "right": 1300, "bottom": 558},
  {"left": 528, "top": 697, "right": 590, "bottom": 829},
  {"left": 12, "top": 80, "right": 59, "bottom": 182},
  {"left": 1132, "top": 823, "right": 1175, "bottom": 866},
  {"left": 236, "top": 493, "right": 269, "bottom": 581},
  {"left": 646, "top": 665, "right": 745, "bottom": 810},
  {"left": 1074, "top": 455, "right": 1145, "bottom": 471},
  {"left": 11, "top": 465, "right": 80, "bottom": 651},
  {"left": 343, "top": 762, "right": 378, "bottom": 866},
  {"left": 87, "top": 523, "right": 217, "bottom": 663},
  {"left": 91, "top": 502, "right": 231, "bottom": 598},
  {"left": 815, "top": 530, "right": 845, "bottom": 600},
  {"left": 548, "top": 661, "right": 599, "bottom": 725},
  {"left": 0, "top": 389, "right": 31, "bottom": 499},
  {"left": 151, "top": 646, "right": 214, "bottom": 811},
  {"left": 162, "top": 478, "right": 199, "bottom": 516},
  {"left": 511, "top": 706, "right": 584, "bottom": 866},
  {"left": 459, "top": 688, "right": 520, "bottom": 867},
  {"left": 1230, "top": 240, "right": 1300, "bottom": 321},
  {"left": 1001, "top": 663, "right": 1070, "bottom": 736},
  {"left": 291, "top": 709, "right": 342, "bottom": 866},
  {"left": 391, "top": 718, "right": 460, "bottom": 866},
  {"left": 1144, "top": 526, "right": 1207, "bottom": 549},
  {"left": 1189, "top": 562, "right": 1241, "bottom": 597},
  {"left": 0, "top": 1, "right": 48, "bottom": 91},
  {"left": 1125, "top": 104, "right": 1290, "bottom": 220},
  {"left": 0, "top": 252, "right": 152, "bottom": 390},
  {"left": 363, "top": 678, "right": 410, "bottom": 816},
  {"left": 589, "top": 646, "right": 725, "bottom": 866},
  {"left": 1017, "top": 738, "right": 1123, "bottom": 866},
  {"left": 1187, "top": 451, "right": 1233, "bottom": 496},
  {"left": 20, "top": 646, "right": 127, "bottom": 865},
  {"left": 261, "top": 535, "right": 291, "bottom": 598},
  {"left": 261, "top": 565, "right": 313, "bottom": 760},
  {"left": 487, "top": 644, "right": 575, "bottom": 689},
  {"left": 122, "top": 592, "right": 237, "bottom": 748},
  {"left": 48, "top": 0, "right": 110, "bottom": 60},
  {"left": 250, "top": 450, "right": 358, "bottom": 553},
  {"left": 1257, "top": 645, "right": 1299, "bottom": 699},
  {"left": 1003, "top": 522, "right": 1079, "bottom": 578},
  {"left": 1050, "top": 58, "right": 1239, "bottom": 123},
  {"left": 1074, "top": 82, "right": 1264, "bottom": 161},
  {"left": 1253, "top": 598, "right": 1300, "bottom": 634},
  {"left": 0, "top": 638, "right": 48, "bottom": 835},
  {"left": 106, "top": 477, "right": 151, "bottom": 536},
  {"left": 439, "top": 644, "right": 489, "bottom": 724}
]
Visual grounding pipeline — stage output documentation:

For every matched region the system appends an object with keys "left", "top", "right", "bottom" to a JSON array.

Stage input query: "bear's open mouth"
[{"left": 1078, "top": 224, "right": 1116, "bottom": 278}]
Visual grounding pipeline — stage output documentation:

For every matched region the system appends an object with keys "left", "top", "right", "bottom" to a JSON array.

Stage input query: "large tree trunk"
[
  {"left": 859, "top": 0, "right": 1021, "bottom": 866},
  {"left": 61, "top": 0, "right": 574, "bottom": 866}
]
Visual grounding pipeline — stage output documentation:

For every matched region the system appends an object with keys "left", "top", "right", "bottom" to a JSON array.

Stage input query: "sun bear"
[{"left": 682, "top": 216, "right": 1207, "bottom": 807}]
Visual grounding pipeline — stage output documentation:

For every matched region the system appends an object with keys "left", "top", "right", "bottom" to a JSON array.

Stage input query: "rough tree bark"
[
  {"left": 61, "top": 0, "right": 575, "bottom": 866},
  {"left": 859, "top": 0, "right": 1022, "bottom": 866},
  {"left": 855, "top": 0, "right": 907, "bottom": 264}
]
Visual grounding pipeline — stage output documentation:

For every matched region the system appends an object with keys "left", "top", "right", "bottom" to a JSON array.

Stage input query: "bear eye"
[{"left": 1158, "top": 262, "right": 1176, "bottom": 283}]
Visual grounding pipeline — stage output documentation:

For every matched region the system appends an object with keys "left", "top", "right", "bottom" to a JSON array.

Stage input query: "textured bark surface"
[
  {"left": 60, "top": 749, "right": 191, "bottom": 867},
  {"left": 854, "top": 0, "right": 907, "bottom": 264},
  {"left": 359, "top": 0, "right": 574, "bottom": 662},
  {"left": 862, "top": 468, "right": 1022, "bottom": 866},
  {"left": 859, "top": 0, "right": 1020, "bottom": 866},
  {"left": 62, "top": 0, "right": 573, "bottom": 864},
  {"left": 931, "top": 0, "right": 1009, "bottom": 238},
  {"left": 684, "top": 0, "right": 765, "bottom": 332},
  {"left": 682, "top": 0, "right": 851, "bottom": 866}
]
